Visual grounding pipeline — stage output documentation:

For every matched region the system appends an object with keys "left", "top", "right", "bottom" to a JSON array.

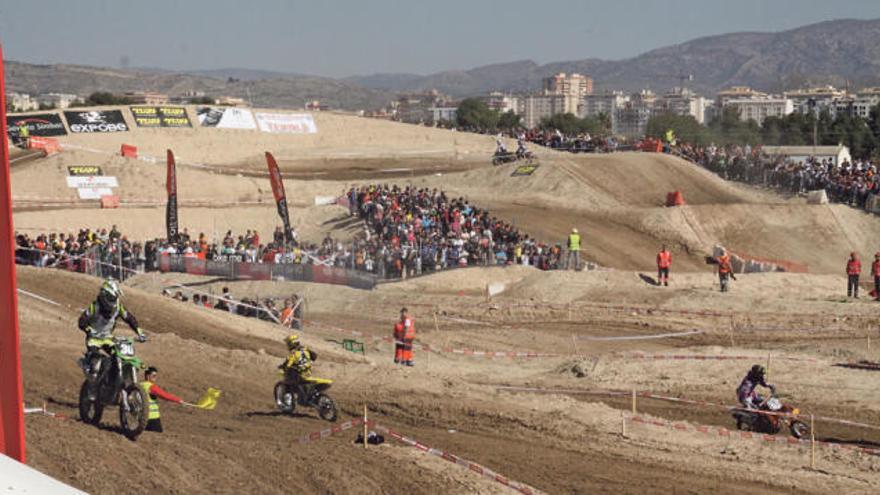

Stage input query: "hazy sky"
[{"left": 1, "top": 0, "right": 878, "bottom": 78}]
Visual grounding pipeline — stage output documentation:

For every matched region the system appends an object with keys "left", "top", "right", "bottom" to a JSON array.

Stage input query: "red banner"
[
  {"left": 0, "top": 43, "right": 27, "bottom": 462},
  {"left": 265, "top": 152, "right": 293, "bottom": 245}
]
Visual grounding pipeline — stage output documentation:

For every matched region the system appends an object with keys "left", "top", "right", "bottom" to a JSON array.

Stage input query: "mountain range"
[{"left": 6, "top": 18, "right": 880, "bottom": 110}]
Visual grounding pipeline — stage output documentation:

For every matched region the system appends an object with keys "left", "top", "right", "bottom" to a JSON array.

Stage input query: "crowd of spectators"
[
  {"left": 15, "top": 184, "right": 573, "bottom": 282},
  {"left": 675, "top": 143, "right": 880, "bottom": 212},
  {"left": 342, "top": 184, "right": 567, "bottom": 278}
]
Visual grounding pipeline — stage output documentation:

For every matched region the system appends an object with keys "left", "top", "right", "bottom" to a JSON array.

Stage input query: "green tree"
[
  {"left": 456, "top": 98, "right": 498, "bottom": 130},
  {"left": 497, "top": 110, "right": 521, "bottom": 130},
  {"left": 83, "top": 91, "right": 132, "bottom": 106},
  {"left": 646, "top": 112, "right": 709, "bottom": 145}
]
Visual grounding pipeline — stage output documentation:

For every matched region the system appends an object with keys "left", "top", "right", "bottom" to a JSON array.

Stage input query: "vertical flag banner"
[
  {"left": 166, "top": 149, "right": 179, "bottom": 243},
  {"left": 0, "top": 43, "right": 27, "bottom": 462},
  {"left": 265, "top": 152, "right": 294, "bottom": 245}
]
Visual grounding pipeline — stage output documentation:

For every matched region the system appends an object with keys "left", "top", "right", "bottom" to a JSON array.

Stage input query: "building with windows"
[
  {"left": 715, "top": 86, "right": 768, "bottom": 107},
  {"left": 615, "top": 90, "right": 657, "bottom": 138},
  {"left": 34, "top": 93, "right": 80, "bottom": 109},
  {"left": 761, "top": 145, "right": 851, "bottom": 167},
  {"left": 124, "top": 92, "right": 170, "bottom": 105},
  {"left": 656, "top": 87, "right": 708, "bottom": 124},
  {"left": 486, "top": 92, "right": 519, "bottom": 114},
  {"left": 519, "top": 94, "right": 571, "bottom": 129},
  {"left": 784, "top": 86, "right": 845, "bottom": 115},
  {"left": 7, "top": 92, "right": 38, "bottom": 112},
  {"left": 543, "top": 73, "right": 593, "bottom": 98},
  {"left": 723, "top": 97, "right": 793, "bottom": 125}
]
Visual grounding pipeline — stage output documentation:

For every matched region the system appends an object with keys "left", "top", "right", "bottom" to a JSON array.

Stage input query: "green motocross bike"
[{"left": 78, "top": 336, "right": 148, "bottom": 440}]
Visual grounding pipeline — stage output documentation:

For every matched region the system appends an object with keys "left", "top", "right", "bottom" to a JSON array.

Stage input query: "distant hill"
[
  {"left": 346, "top": 18, "right": 880, "bottom": 96},
  {"left": 5, "top": 62, "right": 395, "bottom": 111}
]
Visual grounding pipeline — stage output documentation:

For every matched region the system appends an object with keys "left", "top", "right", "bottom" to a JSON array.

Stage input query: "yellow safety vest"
[
  {"left": 140, "top": 381, "right": 160, "bottom": 420},
  {"left": 19, "top": 125, "right": 29, "bottom": 138},
  {"left": 568, "top": 233, "right": 581, "bottom": 251}
]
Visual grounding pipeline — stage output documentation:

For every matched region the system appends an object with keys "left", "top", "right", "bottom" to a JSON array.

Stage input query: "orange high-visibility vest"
[{"left": 657, "top": 251, "right": 671, "bottom": 268}]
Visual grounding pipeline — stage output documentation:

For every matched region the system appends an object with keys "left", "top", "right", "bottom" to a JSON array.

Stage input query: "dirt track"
[{"left": 16, "top": 266, "right": 880, "bottom": 494}]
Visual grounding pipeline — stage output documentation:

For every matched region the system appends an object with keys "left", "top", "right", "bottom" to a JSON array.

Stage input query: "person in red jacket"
[
  {"left": 846, "top": 252, "right": 862, "bottom": 299},
  {"left": 392, "top": 308, "right": 415, "bottom": 366},
  {"left": 872, "top": 252, "right": 880, "bottom": 301},
  {"left": 656, "top": 245, "right": 672, "bottom": 286},
  {"left": 141, "top": 366, "right": 183, "bottom": 433}
]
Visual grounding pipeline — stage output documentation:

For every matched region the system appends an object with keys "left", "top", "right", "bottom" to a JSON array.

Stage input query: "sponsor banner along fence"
[
  {"left": 64, "top": 110, "right": 129, "bottom": 133},
  {"left": 67, "top": 166, "right": 102, "bottom": 176},
  {"left": 254, "top": 112, "right": 317, "bottom": 134},
  {"left": 65, "top": 176, "right": 118, "bottom": 188},
  {"left": 196, "top": 106, "right": 257, "bottom": 129},
  {"left": 130, "top": 106, "right": 192, "bottom": 128},
  {"left": 6, "top": 113, "right": 67, "bottom": 137},
  {"left": 158, "top": 254, "right": 376, "bottom": 290}
]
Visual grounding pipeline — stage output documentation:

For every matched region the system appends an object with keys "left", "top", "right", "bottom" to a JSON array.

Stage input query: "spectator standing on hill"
[
  {"left": 657, "top": 245, "right": 672, "bottom": 286},
  {"left": 872, "top": 253, "right": 880, "bottom": 301},
  {"left": 717, "top": 249, "right": 735, "bottom": 292},
  {"left": 567, "top": 228, "right": 581, "bottom": 270},
  {"left": 847, "top": 252, "right": 862, "bottom": 299},
  {"left": 393, "top": 308, "right": 415, "bottom": 366}
]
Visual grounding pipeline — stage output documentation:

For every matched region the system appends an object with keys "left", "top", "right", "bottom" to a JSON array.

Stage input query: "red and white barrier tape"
[
  {"left": 577, "top": 329, "right": 703, "bottom": 341},
  {"left": 373, "top": 423, "right": 543, "bottom": 495},
  {"left": 619, "top": 351, "right": 820, "bottom": 363},
  {"left": 294, "top": 417, "right": 542, "bottom": 493},
  {"left": 629, "top": 415, "right": 880, "bottom": 456}
]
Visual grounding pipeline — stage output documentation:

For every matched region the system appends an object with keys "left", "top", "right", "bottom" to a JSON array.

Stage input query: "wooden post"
[
  {"left": 631, "top": 387, "right": 637, "bottom": 415},
  {"left": 810, "top": 414, "right": 816, "bottom": 469},
  {"left": 433, "top": 310, "right": 440, "bottom": 333},
  {"left": 363, "top": 404, "right": 368, "bottom": 449},
  {"left": 571, "top": 334, "right": 580, "bottom": 358},
  {"left": 621, "top": 411, "right": 627, "bottom": 438},
  {"left": 766, "top": 351, "right": 771, "bottom": 380}
]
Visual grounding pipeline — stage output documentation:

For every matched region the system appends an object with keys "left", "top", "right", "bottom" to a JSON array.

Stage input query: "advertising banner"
[
  {"left": 196, "top": 107, "right": 256, "bottom": 129},
  {"left": 6, "top": 113, "right": 67, "bottom": 137},
  {"left": 265, "top": 152, "right": 294, "bottom": 245},
  {"left": 166, "top": 150, "right": 179, "bottom": 243},
  {"left": 67, "top": 166, "right": 103, "bottom": 176},
  {"left": 66, "top": 176, "right": 118, "bottom": 188},
  {"left": 77, "top": 187, "right": 113, "bottom": 200},
  {"left": 64, "top": 110, "right": 129, "bottom": 133},
  {"left": 255, "top": 112, "right": 317, "bottom": 134},
  {"left": 130, "top": 106, "right": 192, "bottom": 127}
]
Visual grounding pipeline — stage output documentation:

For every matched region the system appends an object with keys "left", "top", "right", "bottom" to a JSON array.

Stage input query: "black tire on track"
[
  {"left": 78, "top": 380, "right": 103, "bottom": 425},
  {"left": 274, "top": 382, "right": 296, "bottom": 415},
  {"left": 790, "top": 420, "right": 810, "bottom": 439},
  {"left": 317, "top": 394, "right": 337, "bottom": 422},
  {"left": 120, "top": 386, "right": 148, "bottom": 440}
]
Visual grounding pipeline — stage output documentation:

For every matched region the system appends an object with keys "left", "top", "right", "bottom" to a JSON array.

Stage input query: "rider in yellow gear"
[{"left": 279, "top": 334, "right": 321, "bottom": 405}]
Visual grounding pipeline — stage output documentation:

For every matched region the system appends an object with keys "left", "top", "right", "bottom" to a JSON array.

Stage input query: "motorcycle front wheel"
[
  {"left": 790, "top": 420, "right": 810, "bottom": 439},
  {"left": 316, "top": 394, "right": 338, "bottom": 422},
  {"left": 79, "top": 380, "right": 104, "bottom": 425},
  {"left": 274, "top": 382, "right": 295, "bottom": 415},
  {"left": 119, "top": 386, "right": 148, "bottom": 440}
]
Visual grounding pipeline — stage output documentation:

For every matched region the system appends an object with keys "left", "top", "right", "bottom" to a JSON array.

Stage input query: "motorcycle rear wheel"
[
  {"left": 78, "top": 380, "right": 104, "bottom": 425},
  {"left": 119, "top": 386, "right": 148, "bottom": 440},
  {"left": 316, "top": 394, "right": 337, "bottom": 422},
  {"left": 790, "top": 420, "right": 810, "bottom": 439}
]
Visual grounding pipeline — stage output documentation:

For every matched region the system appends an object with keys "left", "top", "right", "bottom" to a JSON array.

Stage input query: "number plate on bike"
[{"left": 118, "top": 342, "right": 135, "bottom": 356}]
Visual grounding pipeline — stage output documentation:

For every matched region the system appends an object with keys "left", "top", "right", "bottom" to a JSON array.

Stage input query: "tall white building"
[
  {"left": 723, "top": 97, "right": 794, "bottom": 125},
  {"left": 35, "top": 93, "right": 80, "bottom": 109},
  {"left": 7, "top": 92, "right": 38, "bottom": 111},
  {"left": 784, "top": 86, "right": 845, "bottom": 115},
  {"left": 615, "top": 90, "right": 657, "bottom": 138},
  {"left": 486, "top": 92, "right": 520, "bottom": 114},
  {"left": 519, "top": 94, "right": 571, "bottom": 129}
]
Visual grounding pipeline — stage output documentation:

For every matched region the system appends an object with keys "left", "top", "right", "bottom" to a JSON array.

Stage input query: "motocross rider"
[
  {"left": 77, "top": 279, "right": 145, "bottom": 388},
  {"left": 279, "top": 334, "right": 318, "bottom": 405},
  {"left": 736, "top": 365, "right": 776, "bottom": 410},
  {"left": 516, "top": 133, "right": 528, "bottom": 158},
  {"left": 495, "top": 133, "right": 508, "bottom": 155}
]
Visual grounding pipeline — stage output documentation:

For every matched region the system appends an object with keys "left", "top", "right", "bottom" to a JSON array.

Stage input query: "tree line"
[
  {"left": 454, "top": 98, "right": 611, "bottom": 135},
  {"left": 647, "top": 104, "right": 880, "bottom": 159}
]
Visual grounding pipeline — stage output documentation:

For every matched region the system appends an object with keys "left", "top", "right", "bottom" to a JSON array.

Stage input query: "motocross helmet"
[
  {"left": 98, "top": 279, "right": 122, "bottom": 314},
  {"left": 748, "top": 364, "right": 765, "bottom": 382},
  {"left": 285, "top": 334, "right": 302, "bottom": 350}
]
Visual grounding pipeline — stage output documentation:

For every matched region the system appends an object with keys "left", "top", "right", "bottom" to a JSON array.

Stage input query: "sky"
[{"left": 0, "top": 0, "right": 879, "bottom": 78}]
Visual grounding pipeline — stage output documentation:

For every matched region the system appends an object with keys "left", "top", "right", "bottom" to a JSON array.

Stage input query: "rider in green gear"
[{"left": 77, "top": 280, "right": 145, "bottom": 390}]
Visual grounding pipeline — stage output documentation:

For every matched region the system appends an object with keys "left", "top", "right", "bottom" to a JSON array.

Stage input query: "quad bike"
[
  {"left": 78, "top": 336, "right": 148, "bottom": 440},
  {"left": 732, "top": 395, "right": 810, "bottom": 439},
  {"left": 492, "top": 151, "right": 518, "bottom": 166},
  {"left": 274, "top": 372, "right": 338, "bottom": 422}
]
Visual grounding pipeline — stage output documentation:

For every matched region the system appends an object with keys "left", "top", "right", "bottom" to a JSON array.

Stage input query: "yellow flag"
[{"left": 195, "top": 387, "right": 222, "bottom": 410}]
